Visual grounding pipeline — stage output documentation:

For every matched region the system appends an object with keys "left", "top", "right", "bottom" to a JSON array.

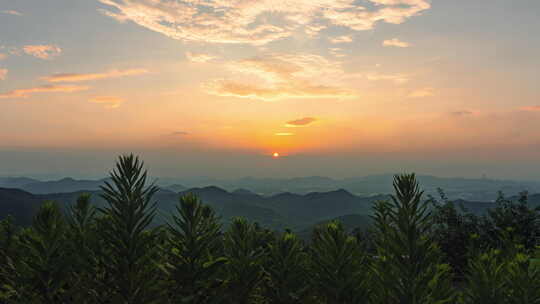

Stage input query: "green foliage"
[
  {"left": 222, "top": 217, "right": 266, "bottom": 304},
  {"left": 429, "top": 190, "right": 481, "bottom": 276},
  {"left": 460, "top": 249, "right": 509, "bottom": 304},
  {"left": 15, "top": 201, "right": 71, "bottom": 303},
  {"left": 461, "top": 231, "right": 540, "bottom": 304},
  {"left": 165, "top": 193, "right": 226, "bottom": 304},
  {"left": 430, "top": 189, "right": 540, "bottom": 279},
  {"left": 370, "top": 174, "right": 455, "bottom": 304},
  {"left": 97, "top": 154, "right": 165, "bottom": 303},
  {"left": 310, "top": 221, "right": 369, "bottom": 304},
  {"left": 505, "top": 253, "right": 540, "bottom": 304},
  {"left": 485, "top": 191, "right": 540, "bottom": 251},
  {"left": 0, "top": 216, "right": 19, "bottom": 302},
  {"left": 65, "top": 194, "right": 100, "bottom": 303},
  {"left": 262, "top": 230, "right": 310, "bottom": 304}
]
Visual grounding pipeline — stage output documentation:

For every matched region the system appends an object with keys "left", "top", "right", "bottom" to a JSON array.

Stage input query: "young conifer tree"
[
  {"left": 222, "top": 217, "right": 265, "bottom": 304},
  {"left": 370, "top": 174, "right": 455, "bottom": 304},
  {"left": 310, "top": 221, "right": 369, "bottom": 304},
  {"left": 262, "top": 230, "right": 311, "bottom": 304},
  {"left": 65, "top": 194, "right": 99, "bottom": 303},
  {"left": 166, "top": 193, "right": 226, "bottom": 304},
  {"left": 0, "top": 216, "right": 19, "bottom": 302},
  {"left": 17, "top": 201, "right": 71, "bottom": 303},
  {"left": 98, "top": 154, "right": 164, "bottom": 304}
]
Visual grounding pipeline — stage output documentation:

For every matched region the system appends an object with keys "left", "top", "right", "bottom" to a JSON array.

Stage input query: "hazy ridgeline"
[{"left": 1, "top": 155, "right": 540, "bottom": 304}]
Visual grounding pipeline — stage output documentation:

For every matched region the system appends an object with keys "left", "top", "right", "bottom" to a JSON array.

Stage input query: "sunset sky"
[{"left": 1, "top": 0, "right": 540, "bottom": 179}]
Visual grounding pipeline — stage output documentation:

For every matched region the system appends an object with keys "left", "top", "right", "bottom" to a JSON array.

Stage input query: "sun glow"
[{"left": 272, "top": 152, "right": 280, "bottom": 158}]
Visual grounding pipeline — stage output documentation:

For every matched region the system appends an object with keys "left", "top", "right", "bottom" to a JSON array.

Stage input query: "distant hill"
[
  {"left": 178, "top": 186, "right": 284, "bottom": 228},
  {"left": 0, "top": 185, "right": 381, "bottom": 230},
  {"left": 0, "top": 186, "right": 285, "bottom": 229},
  {"left": 0, "top": 177, "right": 40, "bottom": 189},
  {"left": 160, "top": 174, "right": 540, "bottom": 201},
  {"left": 3, "top": 174, "right": 540, "bottom": 201},
  {"left": 231, "top": 188, "right": 258, "bottom": 196},
  {"left": 265, "top": 189, "right": 385, "bottom": 228},
  {"left": 19, "top": 177, "right": 111, "bottom": 194},
  {"left": 164, "top": 184, "right": 187, "bottom": 192},
  {"left": 0, "top": 188, "right": 41, "bottom": 225}
]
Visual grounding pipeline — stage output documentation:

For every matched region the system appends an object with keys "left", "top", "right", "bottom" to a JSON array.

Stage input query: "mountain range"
[
  {"left": 2, "top": 174, "right": 540, "bottom": 237},
  {"left": 3, "top": 174, "right": 540, "bottom": 200},
  {"left": 0, "top": 185, "right": 382, "bottom": 231}
]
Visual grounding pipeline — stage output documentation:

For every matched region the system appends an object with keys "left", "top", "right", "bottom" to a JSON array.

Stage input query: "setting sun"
[{"left": 272, "top": 152, "right": 280, "bottom": 158}]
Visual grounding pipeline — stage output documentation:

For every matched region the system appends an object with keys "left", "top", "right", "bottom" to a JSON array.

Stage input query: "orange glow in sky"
[{"left": 2, "top": 1, "right": 540, "bottom": 179}]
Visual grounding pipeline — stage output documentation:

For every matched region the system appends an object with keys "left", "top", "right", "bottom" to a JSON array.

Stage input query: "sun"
[{"left": 272, "top": 152, "right": 280, "bottom": 158}]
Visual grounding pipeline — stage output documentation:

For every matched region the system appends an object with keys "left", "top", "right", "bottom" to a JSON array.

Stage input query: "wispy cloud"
[
  {"left": 43, "top": 68, "right": 149, "bottom": 83},
  {"left": 286, "top": 117, "right": 317, "bottom": 127},
  {"left": 0, "top": 85, "right": 89, "bottom": 99},
  {"left": 23, "top": 45, "right": 62, "bottom": 59},
  {"left": 330, "top": 35, "right": 353, "bottom": 44},
  {"left": 275, "top": 132, "right": 294, "bottom": 136},
  {"left": 520, "top": 106, "right": 540, "bottom": 112},
  {"left": 98, "top": 0, "right": 430, "bottom": 45},
  {"left": 329, "top": 48, "right": 346, "bottom": 58},
  {"left": 0, "top": 53, "right": 7, "bottom": 60},
  {"left": 408, "top": 87, "right": 436, "bottom": 98},
  {"left": 2, "top": 10, "right": 22, "bottom": 16},
  {"left": 88, "top": 96, "right": 124, "bottom": 108},
  {"left": 305, "top": 24, "right": 327, "bottom": 37},
  {"left": 0, "top": 69, "right": 7, "bottom": 80},
  {"left": 366, "top": 73, "right": 410, "bottom": 84},
  {"left": 185, "top": 52, "right": 217, "bottom": 63},
  {"left": 171, "top": 131, "right": 189, "bottom": 136},
  {"left": 383, "top": 38, "right": 411, "bottom": 48},
  {"left": 205, "top": 53, "right": 356, "bottom": 101}
]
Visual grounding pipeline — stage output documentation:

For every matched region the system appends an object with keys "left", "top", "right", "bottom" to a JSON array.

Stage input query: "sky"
[{"left": 1, "top": 0, "right": 540, "bottom": 180}]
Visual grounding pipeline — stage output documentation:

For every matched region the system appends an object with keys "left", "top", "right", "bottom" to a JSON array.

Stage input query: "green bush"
[
  {"left": 165, "top": 193, "right": 226, "bottom": 304},
  {"left": 370, "top": 174, "right": 455, "bottom": 304},
  {"left": 310, "top": 221, "right": 369, "bottom": 304}
]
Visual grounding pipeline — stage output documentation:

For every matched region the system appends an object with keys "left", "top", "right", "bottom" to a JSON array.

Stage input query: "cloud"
[
  {"left": 330, "top": 35, "right": 353, "bottom": 44},
  {"left": 408, "top": 87, "right": 436, "bottom": 98},
  {"left": 275, "top": 132, "right": 294, "bottom": 136},
  {"left": 305, "top": 24, "right": 327, "bottom": 37},
  {"left": 286, "top": 117, "right": 317, "bottom": 127},
  {"left": 329, "top": 48, "right": 346, "bottom": 58},
  {"left": 23, "top": 45, "right": 62, "bottom": 59},
  {"left": 0, "top": 69, "right": 7, "bottom": 80},
  {"left": 366, "top": 73, "right": 410, "bottom": 84},
  {"left": 43, "top": 68, "right": 149, "bottom": 83},
  {"left": 520, "top": 106, "right": 540, "bottom": 112},
  {"left": 0, "top": 85, "right": 89, "bottom": 99},
  {"left": 171, "top": 131, "right": 189, "bottom": 136},
  {"left": 204, "top": 53, "right": 356, "bottom": 100},
  {"left": 205, "top": 80, "right": 355, "bottom": 100},
  {"left": 185, "top": 52, "right": 217, "bottom": 63},
  {"left": 383, "top": 38, "right": 411, "bottom": 48},
  {"left": 98, "top": 0, "right": 430, "bottom": 45},
  {"left": 1, "top": 46, "right": 20, "bottom": 56},
  {"left": 88, "top": 96, "right": 124, "bottom": 108},
  {"left": 2, "top": 10, "right": 22, "bottom": 16}
]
